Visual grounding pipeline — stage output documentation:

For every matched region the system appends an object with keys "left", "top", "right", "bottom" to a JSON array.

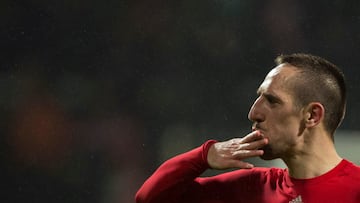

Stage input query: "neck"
[{"left": 282, "top": 131, "right": 342, "bottom": 179}]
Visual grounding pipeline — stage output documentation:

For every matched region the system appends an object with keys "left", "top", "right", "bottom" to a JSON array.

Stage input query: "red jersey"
[{"left": 136, "top": 140, "right": 360, "bottom": 203}]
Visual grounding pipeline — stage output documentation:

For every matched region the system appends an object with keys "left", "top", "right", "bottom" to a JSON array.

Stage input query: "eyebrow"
[{"left": 257, "top": 87, "right": 283, "bottom": 104}]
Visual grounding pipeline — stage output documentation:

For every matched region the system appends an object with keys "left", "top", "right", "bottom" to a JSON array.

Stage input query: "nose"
[{"left": 248, "top": 96, "right": 265, "bottom": 123}]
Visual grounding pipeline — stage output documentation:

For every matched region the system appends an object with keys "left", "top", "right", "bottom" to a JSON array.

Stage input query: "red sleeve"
[{"left": 135, "top": 140, "right": 217, "bottom": 203}]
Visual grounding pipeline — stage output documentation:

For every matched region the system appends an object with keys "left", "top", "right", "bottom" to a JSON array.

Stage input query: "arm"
[
  {"left": 135, "top": 131, "right": 267, "bottom": 203},
  {"left": 135, "top": 140, "right": 216, "bottom": 203}
]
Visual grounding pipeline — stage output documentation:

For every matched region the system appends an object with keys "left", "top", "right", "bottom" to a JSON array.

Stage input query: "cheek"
[{"left": 268, "top": 118, "right": 300, "bottom": 142}]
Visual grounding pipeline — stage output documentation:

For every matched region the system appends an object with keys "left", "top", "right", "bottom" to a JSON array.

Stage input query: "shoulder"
[
  {"left": 330, "top": 159, "right": 360, "bottom": 198},
  {"left": 342, "top": 159, "right": 360, "bottom": 175},
  {"left": 331, "top": 159, "right": 360, "bottom": 187}
]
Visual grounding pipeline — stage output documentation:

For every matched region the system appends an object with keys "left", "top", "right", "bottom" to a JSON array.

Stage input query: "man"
[{"left": 135, "top": 53, "right": 360, "bottom": 203}]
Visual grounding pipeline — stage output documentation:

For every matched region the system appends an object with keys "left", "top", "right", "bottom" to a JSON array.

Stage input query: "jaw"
[
  {"left": 259, "top": 145, "right": 278, "bottom": 160},
  {"left": 259, "top": 142, "right": 294, "bottom": 161}
]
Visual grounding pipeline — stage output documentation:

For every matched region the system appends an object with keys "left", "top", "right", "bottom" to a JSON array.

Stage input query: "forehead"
[{"left": 258, "top": 64, "right": 299, "bottom": 96}]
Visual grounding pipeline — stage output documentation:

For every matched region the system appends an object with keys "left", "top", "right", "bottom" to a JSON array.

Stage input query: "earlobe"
[{"left": 305, "top": 103, "right": 324, "bottom": 127}]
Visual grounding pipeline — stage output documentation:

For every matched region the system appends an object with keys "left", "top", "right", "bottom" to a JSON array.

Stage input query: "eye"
[
  {"left": 264, "top": 94, "right": 280, "bottom": 104},
  {"left": 267, "top": 97, "right": 276, "bottom": 104}
]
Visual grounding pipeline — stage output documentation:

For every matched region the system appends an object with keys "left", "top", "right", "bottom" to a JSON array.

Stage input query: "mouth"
[
  {"left": 251, "top": 124, "right": 257, "bottom": 131},
  {"left": 252, "top": 124, "right": 268, "bottom": 141},
  {"left": 252, "top": 123, "right": 264, "bottom": 132}
]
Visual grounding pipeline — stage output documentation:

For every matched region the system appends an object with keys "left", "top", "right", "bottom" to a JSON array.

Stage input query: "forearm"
[{"left": 135, "top": 140, "right": 217, "bottom": 203}]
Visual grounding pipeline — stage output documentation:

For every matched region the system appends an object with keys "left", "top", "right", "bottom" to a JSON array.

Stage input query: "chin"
[{"left": 259, "top": 145, "right": 277, "bottom": 160}]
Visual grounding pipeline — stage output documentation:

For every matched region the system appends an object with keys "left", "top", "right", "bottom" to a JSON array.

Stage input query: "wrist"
[{"left": 202, "top": 140, "right": 218, "bottom": 168}]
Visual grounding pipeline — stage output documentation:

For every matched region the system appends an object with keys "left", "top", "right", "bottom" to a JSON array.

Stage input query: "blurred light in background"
[{"left": 1, "top": 0, "right": 360, "bottom": 202}]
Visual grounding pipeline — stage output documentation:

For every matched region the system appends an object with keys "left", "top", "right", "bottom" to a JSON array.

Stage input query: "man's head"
[
  {"left": 274, "top": 53, "right": 346, "bottom": 136},
  {"left": 248, "top": 53, "right": 346, "bottom": 160}
]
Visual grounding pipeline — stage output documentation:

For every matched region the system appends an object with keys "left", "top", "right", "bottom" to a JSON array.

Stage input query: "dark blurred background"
[{"left": 1, "top": 0, "right": 360, "bottom": 202}]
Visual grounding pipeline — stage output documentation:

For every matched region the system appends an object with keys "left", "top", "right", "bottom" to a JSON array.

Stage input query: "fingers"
[
  {"left": 227, "top": 131, "right": 268, "bottom": 163},
  {"left": 237, "top": 137, "right": 268, "bottom": 151},
  {"left": 231, "top": 149, "right": 264, "bottom": 159},
  {"left": 232, "top": 131, "right": 268, "bottom": 151},
  {"left": 240, "top": 130, "right": 263, "bottom": 144},
  {"left": 227, "top": 160, "right": 255, "bottom": 169},
  {"left": 207, "top": 131, "right": 269, "bottom": 170}
]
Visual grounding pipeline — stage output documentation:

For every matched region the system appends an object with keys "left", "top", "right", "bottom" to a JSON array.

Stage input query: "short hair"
[{"left": 275, "top": 53, "right": 346, "bottom": 136}]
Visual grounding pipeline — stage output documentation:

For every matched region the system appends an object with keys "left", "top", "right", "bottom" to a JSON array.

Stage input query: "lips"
[
  {"left": 252, "top": 123, "right": 264, "bottom": 132},
  {"left": 251, "top": 124, "right": 257, "bottom": 131},
  {"left": 251, "top": 124, "right": 268, "bottom": 141}
]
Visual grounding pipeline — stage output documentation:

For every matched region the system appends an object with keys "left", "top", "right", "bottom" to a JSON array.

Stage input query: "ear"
[{"left": 304, "top": 102, "right": 325, "bottom": 128}]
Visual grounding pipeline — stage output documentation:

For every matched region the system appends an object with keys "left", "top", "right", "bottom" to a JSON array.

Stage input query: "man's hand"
[{"left": 207, "top": 130, "right": 268, "bottom": 170}]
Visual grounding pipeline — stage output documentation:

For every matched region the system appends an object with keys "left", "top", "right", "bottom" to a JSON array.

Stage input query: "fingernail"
[{"left": 247, "top": 163, "right": 254, "bottom": 168}]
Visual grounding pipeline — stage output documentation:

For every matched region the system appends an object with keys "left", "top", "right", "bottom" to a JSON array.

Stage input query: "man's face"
[{"left": 248, "top": 64, "right": 305, "bottom": 160}]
